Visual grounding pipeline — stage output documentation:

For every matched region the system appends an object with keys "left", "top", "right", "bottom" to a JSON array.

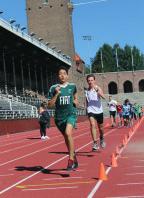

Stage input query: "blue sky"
[{"left": 0, "top": 0, "right": 144, "bottom": 65}]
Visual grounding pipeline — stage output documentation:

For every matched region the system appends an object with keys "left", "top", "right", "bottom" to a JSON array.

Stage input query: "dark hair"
[
  {"left": 41, "top": 102, "right": 47, "bottom": 108},
  {"left": 124, "top": 99, "right": 129, "bottom": 104},
  {"left": 58, "top": 66, "right": 68, "bottom": 75},
  {"left": 86, "top": 74, "right": 95, "bottom": 81}
]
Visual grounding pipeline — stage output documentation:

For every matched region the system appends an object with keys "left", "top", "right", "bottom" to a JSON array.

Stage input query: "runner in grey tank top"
[{"left": 85, "top": 74, "right": 106, "bottom": 151}]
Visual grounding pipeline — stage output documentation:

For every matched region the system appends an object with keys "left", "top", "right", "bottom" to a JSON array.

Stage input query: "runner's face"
[
  {"left": 58, "top": 69, "right": 68, "bottom": 83},
  {"left": 87, "top": 77, "right": 95, "bottom": 87}
]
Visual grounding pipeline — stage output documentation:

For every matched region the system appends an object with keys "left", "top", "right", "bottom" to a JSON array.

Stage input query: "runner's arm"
[
  {"left": 95, "top": 86, "right": 106, "bottom": 100},
  {"left": 48, "top": 86, "right": 61, "bottom": 108},
  {"left": 73, "top": 92, "right": 79, "bottom": 107}
]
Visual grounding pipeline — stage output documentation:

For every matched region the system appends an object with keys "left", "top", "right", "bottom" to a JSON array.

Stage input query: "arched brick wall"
[{"left": 85, "top": 70, "right": 144, "bottom": 94}]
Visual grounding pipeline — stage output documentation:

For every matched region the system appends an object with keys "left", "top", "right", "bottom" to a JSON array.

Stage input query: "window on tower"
[{"left": 42, "top": 0, "right": 49, "bottom": 5}]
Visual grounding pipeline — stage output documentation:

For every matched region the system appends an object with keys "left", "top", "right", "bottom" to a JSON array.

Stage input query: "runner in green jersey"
[{"left": 48, "top": 67, "right": 78, "bottom": 171}]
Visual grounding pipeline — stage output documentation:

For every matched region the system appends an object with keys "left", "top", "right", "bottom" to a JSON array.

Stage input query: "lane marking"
[
  {"left": 0, "top": 127, "right": 116, "bottom": 195},
  {"left": 117, "top": 182, "right": 144, "bottom": 186},
  {"left": 106, "top": 196, "right": 144, "bottom": 198},
  {"left": 43, "top": 176, "right": 83, "bottom": 181},
  {"left": 0, "top": 139, "right": 93, "bottom": 194},
  {"left": 0, "top": 134, "right": 63, "bottom": 154},
  {"left": 22, "top": 186, "right": 78, "bottom": 191},
  {"left": 0, "top": 131, "right": 88, "bottom": 167},
  {"left": 87, "top": 118, "right": 144, "bottom": 198},
  {"left": 0, "top": 125, "right": 89, "bottom": 153},
  {"left": 0, "top": 174, "right": 14, "bottom": 177},
  {"left": 17, "top": 180, "right": 94, "bottom": 189},
  {"left": 126, "top": 173, "right": 144, "bottom": 175}
]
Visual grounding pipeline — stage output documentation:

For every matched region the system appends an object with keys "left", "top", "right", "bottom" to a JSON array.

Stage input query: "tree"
[{"left": 91, "top": 43, "right": 144, "bottom": 73}]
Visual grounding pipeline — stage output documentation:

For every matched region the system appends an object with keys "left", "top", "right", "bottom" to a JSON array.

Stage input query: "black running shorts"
[{"left": 88, "top": 112, "right": 103, "bottom": 124}]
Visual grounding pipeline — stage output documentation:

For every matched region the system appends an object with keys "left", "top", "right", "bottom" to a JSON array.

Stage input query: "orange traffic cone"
[
  {"left": 99, "top": 162, "right": 108, "bottom": 181},
  {"left": 111, "top": 153, "right": 118, "bottom": 167}
]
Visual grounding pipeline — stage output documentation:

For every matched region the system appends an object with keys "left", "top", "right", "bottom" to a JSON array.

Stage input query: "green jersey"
[{"left": 48, "top": 83, "right": 77, "bottom": 120}]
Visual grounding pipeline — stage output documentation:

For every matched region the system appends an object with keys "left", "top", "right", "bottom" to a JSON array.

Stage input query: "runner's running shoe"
[
  {"left": 100, "top": 139, "right": 106, "bottom": 148},
  {"left": 92, "top": 142, "right": 100, "bottom": 151}
]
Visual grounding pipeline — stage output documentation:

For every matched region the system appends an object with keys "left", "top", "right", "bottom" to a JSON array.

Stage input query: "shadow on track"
[
  {"left": 49, "top": 151, "right": 100, "bottom": 157},
  {"left": 15, "top": 166, "right": 70, "bottom": 177}
]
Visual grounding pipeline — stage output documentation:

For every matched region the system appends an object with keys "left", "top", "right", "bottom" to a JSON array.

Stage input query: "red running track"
[{"left": 0, "top": 117, "right": 144, "bottom": 198}]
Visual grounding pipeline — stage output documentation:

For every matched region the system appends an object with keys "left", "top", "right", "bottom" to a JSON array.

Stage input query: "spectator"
[{"left": 38, "top": 102, "right": 50, "bottom": 140}]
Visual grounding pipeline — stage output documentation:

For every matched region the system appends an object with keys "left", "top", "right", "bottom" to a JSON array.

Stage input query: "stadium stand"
[{"left": 0, "top": 94, "right": 38, "bottom": 119}]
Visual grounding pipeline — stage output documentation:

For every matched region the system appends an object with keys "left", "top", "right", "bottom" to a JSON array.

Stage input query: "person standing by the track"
[
  {"left": 85, "top": 74, "right": 106, "bottom": 151},
  {"left": 108, "top": 96, "right": 117, "bottom": 127},
  {"left": 38, "top": 102, "right": 50, "bottom": 140},
  {"left": 48, "top": 66, "right": 78, "bottom": 171}
]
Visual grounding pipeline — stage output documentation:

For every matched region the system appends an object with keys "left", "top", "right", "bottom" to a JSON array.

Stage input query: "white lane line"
[
  {"left": 0, "top": 141, "right": 43, "bottom": 154},
  {"left": 106, "top": 196, "right": 144, "bottom": 198},
  {"left": 0, "top": 134, "right": 63, "bottom": 154},
  {"left": 0, "top": 139, "right": 29, "bottom": 148},
  {"left": 0, "top": 131, "right": 88, "bottom": 167},
  {"left": 0, "top": 125, "right": 89, "bottom": 153},
  {"left": 87, "top": 118, "right": 144, "bottom": 198},
  {"left": 22, "top": 186, "right": 78, "bottom": 191},
  {"left": 0, "top": 128, "right": 114, "bottom": 195},
  {"left": 126, "top": 173, "right": 144, "bottom": 175},
  {"left": 0, "top": 123, "right": 91, "bottom": 145},
  {"left": 0, "top": 174, "right": 14, "bottom": 177},
  {"left": 0, "top": 130, "right": 39, "bottom": 143},
  {"left": 117, "top": 182, "right": 144, "bottom": 186},
  {"left": 133, "top": 166, "right": 144, "bottom": 168},
  {"left": 0, "top": 140, "right": 92, "bottom": 195},
  {"left": 43, "top": 176, "right": 82, "bottom": 181}
]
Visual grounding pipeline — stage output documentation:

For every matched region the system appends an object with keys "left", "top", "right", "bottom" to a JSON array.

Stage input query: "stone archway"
[
  {"left": 139, "top": 79, "right": 144, "bottom": 92},
  {"left": 123, "top": 80, "right": 133, "bottom": 93},
  {"left": 108, "top": 81, "right": 118, "bottom": 95}
]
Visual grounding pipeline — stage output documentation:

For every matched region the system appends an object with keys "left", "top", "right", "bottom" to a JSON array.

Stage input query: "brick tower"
[
  {"left": 26, "top": 0, "right": 75, "bottom": 58},
  {"left": 26, "top": 0, "right": 85, "bottom": 106}
]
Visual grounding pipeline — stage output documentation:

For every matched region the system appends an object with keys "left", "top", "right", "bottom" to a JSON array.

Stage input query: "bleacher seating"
[{"left": 0, "top": 94, "right": 38, "bottom": 120}]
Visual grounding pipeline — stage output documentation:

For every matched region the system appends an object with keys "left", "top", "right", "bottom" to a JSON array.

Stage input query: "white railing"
[
  {"left": 0, "top": 17, "right": 72, "bottom": 66},
  {"left": 0, "top": 109, "right": 38, "bottom": 119}
]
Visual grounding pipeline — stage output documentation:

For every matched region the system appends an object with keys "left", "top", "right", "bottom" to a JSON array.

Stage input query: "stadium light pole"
[
  {"left": 12, "top": 56, "right": 17, "bottom": 95},
  {"left": 30, "top": 32, "right": 35, "bottom": 36},
  {"left": 38, "top": 38, "right": 43, "bottom": 42},
  {"left": 82, "top": 35, "right": 92, "bottom": 73},
  {"left": 131, "top": 47, "right": 134, "bottom": 72},
  {"left": 131, "top": 47, "right": 135, "bottom": 92},
  {"left": 38, "top": 38, "right": 43, "bottom": 46},
  {"left": 9, "top": 19, "right": 16, "bottom": 24},
  {"left": 51, "top": 46, "right": 56, "bottom": 50},
  {"left": 34, "top": 65, "right": 38, "bottom": 94},
  {"left": 2, "top": 48, "right": 8, "bottom": 95},
  {"left": 115, "top": 47, "right": 120, "bottom": 93},
  {"left": 115, "top": 47, "right": 119, "bottom": 71},
  {"left": 45, "top": 42, "right": 50, "bottom": 49},
  {"left": 100, "top": 48, "right": 104, "bottom": 73},
  {"left": 15, "top": 24, "right": 20, "bottom": 31},
  {"left": 21, "top": 26, "right": 26, "bottom": 31},
  {"left": 20, "top": 58, "right": 25, "bottom": 96}
]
